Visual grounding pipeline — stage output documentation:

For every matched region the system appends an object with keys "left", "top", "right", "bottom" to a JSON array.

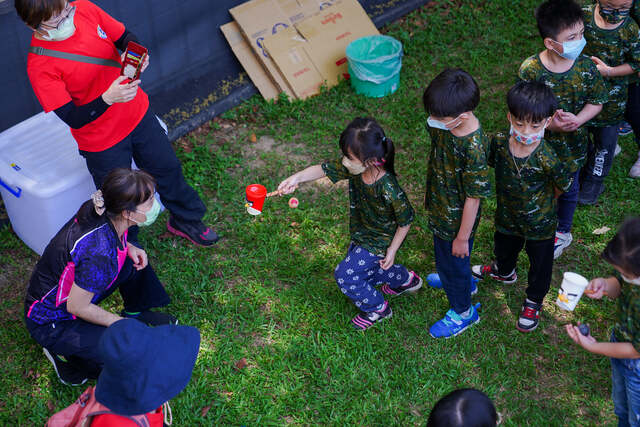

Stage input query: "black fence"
[{"left": 1, "top": 0, "right": 428, "bottom": 140}]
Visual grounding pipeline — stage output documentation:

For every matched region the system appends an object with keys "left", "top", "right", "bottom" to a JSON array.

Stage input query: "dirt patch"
[{"left": 242, "top": 136, "right": 310, "bottom": 169}]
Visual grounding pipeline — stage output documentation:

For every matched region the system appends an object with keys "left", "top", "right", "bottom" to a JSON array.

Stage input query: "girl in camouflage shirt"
[
  {"left": 277, "top": 118, "right": 422, "bottom": 330},
  {"left": 566, "top": 217, "right": 640, "bottom": 427}
]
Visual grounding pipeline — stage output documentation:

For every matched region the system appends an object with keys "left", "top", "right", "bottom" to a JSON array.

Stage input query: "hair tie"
[
  {"left": 374, "top": 158, "right": 386, "bottom": 166},
  {"left": 91, "top": 190, "right": 105, "bottom": 215}
]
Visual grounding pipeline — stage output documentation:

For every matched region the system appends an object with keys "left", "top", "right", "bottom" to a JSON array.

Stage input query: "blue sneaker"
[
  {"left": 429, "top": 303, "right": 481, "bottom": 338},
  {"left": 425, "top": 273, "right": 478, "bottom": 295}
]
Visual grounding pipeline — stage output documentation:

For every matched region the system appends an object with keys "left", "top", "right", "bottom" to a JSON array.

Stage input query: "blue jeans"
[
  {"left": 611, "top": 334, "right": 640, "bottom": 427},
  {"left": 433, "top": 234, "right": 474, "bottom": 314},
  {"left": 557, "top": 170, "right": 579, "bottom": 233},
  {"left": 334, "top": 244, "right": 410, "bottom": 312}
]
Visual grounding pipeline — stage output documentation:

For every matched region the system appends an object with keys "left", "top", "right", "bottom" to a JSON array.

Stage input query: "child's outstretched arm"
[
  {"left": 380, "top": 224, "right": 411, "bottom": 270},
  {"left": 565, "top": 324, "right": 640, "bottom": 359},
  {"left": 453, "top": 197, "right": 480, "bottom": 258},
  {"left": 278, "top": 165, "right": 325, "bottom": 194}
]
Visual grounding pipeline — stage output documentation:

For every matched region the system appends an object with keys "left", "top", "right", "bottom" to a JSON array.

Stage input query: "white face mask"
[
  {"left": 342, "top": 156, "right": 366, "bottom": 175},
  {"left": 622, "top": 274, "right": 640, "bottom": 286},
  {"left": 427, "top": 114, "right": 462, "bottom": 130},
  {"left": 40, "top": 7, "right": 76, "bottom": 41}
]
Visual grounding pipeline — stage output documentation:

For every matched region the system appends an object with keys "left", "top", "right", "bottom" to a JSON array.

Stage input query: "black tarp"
[{"left": 1, "top": 0, "right": 428, "bottom": 140}]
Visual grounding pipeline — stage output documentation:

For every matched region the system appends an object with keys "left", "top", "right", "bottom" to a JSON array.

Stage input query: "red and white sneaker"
[
  {"left": 516, "top": 299, "right": 542, "bottom": 332},
  {"left": 471, "top": 262, "right": 517, "bottom": 284}
]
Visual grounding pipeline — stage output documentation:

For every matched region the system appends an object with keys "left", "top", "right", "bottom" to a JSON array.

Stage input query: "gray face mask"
[{"left": 41, "top": 7, "right": 76, "bottom": 41}]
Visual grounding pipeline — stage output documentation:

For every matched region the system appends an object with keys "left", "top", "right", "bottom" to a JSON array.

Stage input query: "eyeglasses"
[{"left": 38, "top": 3, "right": 75, "bottom": 31}]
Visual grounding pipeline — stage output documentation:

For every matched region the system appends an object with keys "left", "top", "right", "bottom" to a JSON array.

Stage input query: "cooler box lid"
[{"left": 0, "top": 112, "right": 89, "bottom": 199}]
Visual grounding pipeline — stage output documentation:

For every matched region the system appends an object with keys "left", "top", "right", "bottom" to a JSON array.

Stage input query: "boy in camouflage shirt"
[
  {"left": 625, "top": 1, "right": 640, "bottom": 178},
  {"left": 473, "top": 82, "right": 572, "bottom": 332},
  {"left": 519, "top": 0, "right": 607, "bottom": 259},
  {"left": 581, "top": 0, "right": 640, "bottom": 204},
  {"left": 423, "top": 68, "right": 491, "bottom": 339}
]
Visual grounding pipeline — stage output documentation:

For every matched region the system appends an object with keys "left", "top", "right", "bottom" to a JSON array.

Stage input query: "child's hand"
[
  {"left": 565, "top": 324, "right": 597, "bottom": 351},
  {"left": 452, "top": 237, "right": 469, "bottom": 258},
  {"left": 379, "top": 248, "right": 397, "bottom": 270},
  {"left": 278, "top": 175, "right": 299, "bottom": 194},
  {"left": 584, "top": 278, "right": 608, "bottom": 299},
  {"left": 591, "top": 56, "right": 612, "bottom": 77},
  {"left": 556, "top": 111, "right": 581, "bottom": 132}
]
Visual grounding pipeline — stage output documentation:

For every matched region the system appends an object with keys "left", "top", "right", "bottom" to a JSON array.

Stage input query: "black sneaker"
[
  {"left": 167, "top": 217, "right": 219, "bottom": 247},
  {"left": 578, "top": 180, "right": 605, "bottom": 205},
  {"left": 516, "top": 299, "right": 543, "bottom": 333},
  {"left": 43, "top": 348, "right": 88, "bottom": 386},
  {"left": 351, "top": 301, "right": 392, "bottom": 330},
  {"left": 471, "top": 262, "right": 517, "bottom": 284},
  {"left": 381, "top": 271, "right": 423, "bottom": 296},
  {"left": 121, "top": 310, "right": 178, "bottom": 326}
]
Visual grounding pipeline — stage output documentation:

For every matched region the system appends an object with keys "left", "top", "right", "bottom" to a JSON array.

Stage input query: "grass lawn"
[{"left": 2, "top": 0, "right": 639, "bottom": 425}]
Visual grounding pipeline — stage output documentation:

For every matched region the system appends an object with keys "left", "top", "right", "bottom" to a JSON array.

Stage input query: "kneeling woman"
[{"left": 24, "top": 168, "right": 176, "bottom": 386}]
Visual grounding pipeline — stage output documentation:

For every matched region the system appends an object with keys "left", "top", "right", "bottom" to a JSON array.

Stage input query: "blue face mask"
[
  {"left": 553, "top": 37, "right": 586, "bottom": 60},
  {"left": 427, "top": 115, "right": 461, "bottom": 130}
]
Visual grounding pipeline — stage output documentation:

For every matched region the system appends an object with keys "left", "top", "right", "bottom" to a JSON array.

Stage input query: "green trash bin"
[{"left": 346, "top": 35, "right": 403, "bottom": 98}]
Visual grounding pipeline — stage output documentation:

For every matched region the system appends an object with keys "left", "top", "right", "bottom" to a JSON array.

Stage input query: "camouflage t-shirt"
[
  {"left": 322, "top": 159, "right": 414, "bottom": 256},
  {"left": 488, "top": 133, "right": 572, "bottom": 240},
  {"left": 583, "top": 4, "right": 640, "bottom": 126},
  {"left": 613, "top": 278, "right": 640, "bottom": 353},
  {"left": 425, "top": 126, "right": 491, "bottom": 241},
  {"left": 518, "top": 54, "right": 608, "bottom": 173}
]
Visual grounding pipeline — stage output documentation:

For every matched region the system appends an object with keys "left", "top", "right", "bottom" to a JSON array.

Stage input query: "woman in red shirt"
[{"left": 15, "top": 0, "right": 218, "bottom": 247}]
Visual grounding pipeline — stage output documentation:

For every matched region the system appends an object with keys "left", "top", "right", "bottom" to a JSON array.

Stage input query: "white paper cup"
[{"left": 556, "top": 272, "right": 589, "bottom": 311}]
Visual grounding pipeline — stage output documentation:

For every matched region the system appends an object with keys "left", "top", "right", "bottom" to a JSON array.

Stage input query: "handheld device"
[{"left": 121, "top": 41, "right": 147, "bottom": 81}]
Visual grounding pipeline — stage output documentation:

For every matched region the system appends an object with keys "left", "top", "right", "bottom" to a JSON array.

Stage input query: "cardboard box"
[
  {"left": 229, "top": 0, "right": 337, "bottom": 100},
  {"left": 263, "top": 0, "right": 379, "bottom": 99},
  {"left": 263, "top": 27, "right": 324, "bottom": 99},
  {"left": 296, "top": 0, "right": 379, "bottom": 86},
  {"left": 221, "top": 22, "right": 280, "bottom": 100}
]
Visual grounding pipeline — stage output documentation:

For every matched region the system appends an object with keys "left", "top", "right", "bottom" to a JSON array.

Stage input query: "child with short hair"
[
  {"left": 580, "top": 0, "right": 640, "bottom": 204},
  {"left": 427, "top": 388, "right": 499, "bottom": 427},
  {"left": 422, "top": 68, "right": 491, "bottom": 338},
  {"left": 625, "top": 1, "right": 640, "bottom": 178},
  {"left": 472, "top": 81, "right": 572, "bottom": 332},
  {"left": 566, "top": 217, "right": 640, "bottom": 426},
  {"left": 519, "top": 0, "right": 608, "bottom": 259},
  {"left": 278, "top": 117, "right": 422, "bottom": 331}
]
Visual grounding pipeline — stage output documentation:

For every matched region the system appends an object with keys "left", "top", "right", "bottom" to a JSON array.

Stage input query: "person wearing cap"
[
  {"left": 14, "top": 0, "right": 219, "bottom": 247},
  {"left": 25, "top": 168, "right": 178, "bottom": 386},
  {"left": 91, "top": 318, "right": 200, "bottom": 426}
]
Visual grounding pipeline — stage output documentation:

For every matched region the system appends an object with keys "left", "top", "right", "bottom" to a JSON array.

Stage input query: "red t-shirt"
[{"left": 27, "top": 0, "right": 149, "bottom": 152}]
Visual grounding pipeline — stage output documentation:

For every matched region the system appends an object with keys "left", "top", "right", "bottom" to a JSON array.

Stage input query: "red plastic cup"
[{"left": 245, "top": 184, "right": 267, "bottom": 215}]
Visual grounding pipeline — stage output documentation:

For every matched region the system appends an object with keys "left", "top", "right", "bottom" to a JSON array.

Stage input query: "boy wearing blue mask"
[
  {"left": 473, "top": 81, "right": 572, "bottom": 333},
  {"left": 519, "top": 0, "right": 608, "bottom": 260},
  {"left": 423, "top": 68, "right": 491, "bottom": 338},
  {"left": 580, "top": 0, "right": 640, "bottom": 204}
]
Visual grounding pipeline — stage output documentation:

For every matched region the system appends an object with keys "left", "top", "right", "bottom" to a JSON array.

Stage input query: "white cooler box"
[{"left": 0, "top": 112, "right": 96, "bottom": 255}]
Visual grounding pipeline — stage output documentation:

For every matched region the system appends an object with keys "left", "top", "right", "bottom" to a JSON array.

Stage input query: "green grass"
[{"left": 1, "top": 0, "right": 639, "bottom": 425}]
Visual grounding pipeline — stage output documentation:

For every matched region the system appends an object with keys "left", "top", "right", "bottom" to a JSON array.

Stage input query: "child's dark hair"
[
  {"left": 15, "top": 0, "right": 66, "bottom": 29},
  {"left": 339, "top": 117, "right": 396, "bottom": 175},
  {"left": 507, "top": 80, "right": 558, "bottom": 123},
  {"left": 77, "top": 168, "right": 156, "bottom": 224},
  {"left": 535, "top": 0, "right": 584, "bottom": 41},
  {"left": 423, "top": 68, "right": 479, "bottom": 117},
  {"left": 602, "top": 217, "right": 640, "bottom": 277},
  {"left": 427, "top": 388, "right": 498, "bottom": 427}
]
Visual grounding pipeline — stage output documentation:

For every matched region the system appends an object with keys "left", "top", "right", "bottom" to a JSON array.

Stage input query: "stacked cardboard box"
[{"left": 221, "top": 0, "right": 379, "bottom": 101}]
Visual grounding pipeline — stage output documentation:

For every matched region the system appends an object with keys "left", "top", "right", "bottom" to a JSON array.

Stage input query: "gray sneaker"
[{"left": 630, "top": 152, "right": 640, "bottom": 178}]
